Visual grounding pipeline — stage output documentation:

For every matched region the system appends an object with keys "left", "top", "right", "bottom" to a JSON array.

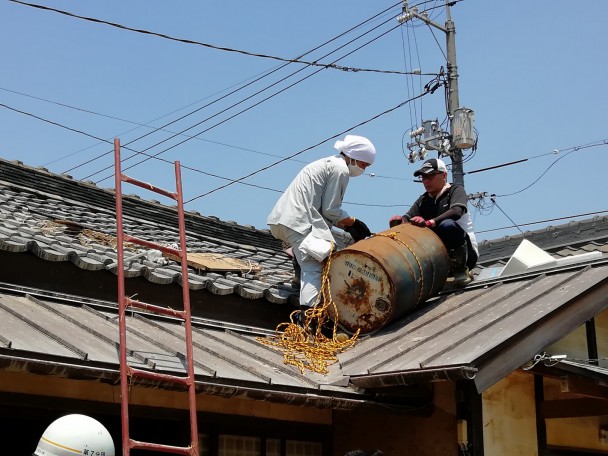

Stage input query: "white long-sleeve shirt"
[{"left": 267, "top": 154, "right": 351, "bottom": 241}]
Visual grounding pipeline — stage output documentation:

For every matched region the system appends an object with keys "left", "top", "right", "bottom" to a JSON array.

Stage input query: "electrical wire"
[
  {"left": 185, "top": 90, "right": 432, "bottom": 203},
  {"left": 1, "top": 90, "right": 430, "bottom": 204},
  {"left": 18, "top": 0, "right": 442, "bottom": 181},
  {"left": 0, "top": 102, "right": 282, "bottom": 193},
  {"left": 46, "top": 1, "right": 407, "bottom": 176},
  {"left": 411, "top": 20, "right": 425, "bottom": 123},
  {"left": 10, "top": 0, "right": 436, "bottom": 77},
  {"left": 494, "top": 149, "right": 577, "bottom": 198},
  {"left": 64, "top": 9, "right": 404, "bottom": 176},
  {"left": 467, "top": 139, "right": 608, "bottom": 176},
  {"left": 400, "top": 27, "right": 416, "bottom": 127},
  {"left": 69, "top": 9, "right": 407, "bottom": 180},
  {"left": 89, "top": 21, "right": 411, "bottom": 183},
  {"left": 489, "top": 196, "right": 523, "bottom": 234},
  {"left": 475, "top": 210, "right": 608, "bottom": 235},
  {"left": 1, "top": 84, "right": 296, "bottom": 167},
  {"left": 425, "top": 21, "right": 448, "bottom": 61}
]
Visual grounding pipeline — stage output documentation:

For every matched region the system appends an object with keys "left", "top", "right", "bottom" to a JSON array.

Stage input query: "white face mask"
[
  {"left": 346, "top": 157, "right": 365, "bottom": 177},
  {"left": 348, "top": 163, "right": 365, "bottom": 177}
]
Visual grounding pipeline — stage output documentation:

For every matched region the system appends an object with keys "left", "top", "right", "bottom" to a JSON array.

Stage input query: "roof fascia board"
[
  {"left": 473, "top": 278, "right": 608, "bottom": 393},
  {"left": 0, "top": 353, "right": 398, "bottom": 412},
  {"left": 349, "top": 365, "right": 478, "bottom": 389}
]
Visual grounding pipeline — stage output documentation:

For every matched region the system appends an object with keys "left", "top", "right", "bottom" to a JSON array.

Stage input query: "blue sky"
[{"left": 1, "top": 0, "right": 607, "bottom": 242}]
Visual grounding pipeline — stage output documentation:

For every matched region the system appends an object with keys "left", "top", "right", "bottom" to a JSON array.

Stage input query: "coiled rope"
[{"left": 257, "top": 244, "right": 359, "bottom": 375}]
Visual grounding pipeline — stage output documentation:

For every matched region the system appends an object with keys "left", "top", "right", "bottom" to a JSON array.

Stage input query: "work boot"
[
  {"left": 294, "top": 305, "right": 307, "bottom": 327},
  {"left": 448, "top": 244, "right": 472, "bottom": 287},
  {"left": 297, "top": 304, "right": 321, "bottom": 336}
]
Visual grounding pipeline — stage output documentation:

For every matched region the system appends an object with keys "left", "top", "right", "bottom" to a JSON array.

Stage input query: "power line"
[
  {"left": 476, "top": 210, "right": 608, "bottom": 235},
  {"left": 0, "top": 102, "right": 281, "bottom": 193},
  {"left": 185, "top": 89, "right": 432, "bottom": 204},
  {"left": 0, "top": 103, "right": 112, "bottom": 145},
  {"left": 90, "top": 21, "right": 412, "bottom": 183},
  {"left": 20, "top": 0, "right": 440, "bottom": 182},
  {"left": 494, "top": 149, "right": 576, "bottom": 198},
  {"left": 1, "top": 92, "right": 428, "bottom": 203},
  {"left": 2, "top": 68, "right": 291, "bottom": 167},
  {"left": 466, "top": 139, "right": 608, "bottom": 176},
  {"left": 0, "top": 85, "right": 312, "bottom": 164},
  {"left": 68, "top": 9, "right": 409, "bottom": 179},
  {"left": 2, "top": 85, "right": 410, "bottom": 181},
  {"left": 10, "top": 0, "right": 438, "bottom": 77},
  {"left": 490, "top": 195, "right": 523, "bottom": 234}
]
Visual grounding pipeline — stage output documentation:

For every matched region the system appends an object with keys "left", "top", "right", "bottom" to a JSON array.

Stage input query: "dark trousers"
[{"left": 433, "top": 219, "right": 478, "bottom": 269}]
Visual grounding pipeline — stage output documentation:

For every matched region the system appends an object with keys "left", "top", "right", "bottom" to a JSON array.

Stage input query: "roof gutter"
[{"left": 349, "top": 365, "right": 478, "bottom": 389}]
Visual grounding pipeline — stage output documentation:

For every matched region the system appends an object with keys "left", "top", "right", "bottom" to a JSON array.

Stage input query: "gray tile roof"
[
  {"left": 0, "top": 159, "right": 303, "bottom": 305},
  {"left": 476, "top": 216, "right": 608, "bottom": 269}
]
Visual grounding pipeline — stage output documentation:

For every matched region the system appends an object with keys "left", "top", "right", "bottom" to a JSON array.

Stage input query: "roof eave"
[
  {"left": 0, "top": 353, "right": 411, "bottom": 413},
  {"left": 349, "top": 365, "right": 478, "bottom": 389}
]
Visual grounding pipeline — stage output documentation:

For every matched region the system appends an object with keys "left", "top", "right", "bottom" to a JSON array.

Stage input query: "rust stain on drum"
[
  {"left": 337, "top": 277, "right": 370, "bottom": 312},
  {"left": 328, "top": 223, "right": 449, "bottom": 335}
]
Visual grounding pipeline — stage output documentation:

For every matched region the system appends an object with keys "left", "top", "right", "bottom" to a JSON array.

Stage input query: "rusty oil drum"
[{"left": 328, "top": 223, "right": 449, "bottom": 335}]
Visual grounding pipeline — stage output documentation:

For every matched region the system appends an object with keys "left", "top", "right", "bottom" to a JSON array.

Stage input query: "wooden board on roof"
[{"left": 164, "top": 252, "right": 261, "bottom": 273}]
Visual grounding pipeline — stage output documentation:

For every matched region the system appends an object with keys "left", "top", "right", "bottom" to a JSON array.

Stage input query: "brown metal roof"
[
  {"left": 0, "top": 283, "right": 373, "bottom": 408},
  {"left": 339, "top": 260, "right": 608, "bottom": 392},
  {"left": 2, "top": 259, "right": 607, "bottom": 399}
]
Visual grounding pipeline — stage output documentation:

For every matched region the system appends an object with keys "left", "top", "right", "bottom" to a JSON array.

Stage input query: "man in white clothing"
[{"left": 267, "top": 134, "right": 376, "bottom": 318}]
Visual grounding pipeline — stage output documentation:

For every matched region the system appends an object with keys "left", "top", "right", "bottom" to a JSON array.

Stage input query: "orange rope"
[{"left": 257, "top": 245, "right": 359, "bottom": 374}]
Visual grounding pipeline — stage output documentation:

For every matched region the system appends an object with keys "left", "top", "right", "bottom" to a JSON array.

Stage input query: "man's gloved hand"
[
  {"left": 409, "top": 216, "right": 426, "bottom": 227},
  {"left": 389, "top": 215, "right": 404, "bottom": 228},
  {"left": 424, "top": 219, "right": 436, "bottom": 228},
  {"left": 344, "top": 219, "right": 372, "bottom": 242}
]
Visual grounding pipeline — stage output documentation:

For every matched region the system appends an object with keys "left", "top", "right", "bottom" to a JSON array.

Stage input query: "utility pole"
[
  {"left": 444, "top": 3, "right": 464, "bottom": 187},
  {"left": 400, "top": 0, "right": 475, "bottom": 188}
]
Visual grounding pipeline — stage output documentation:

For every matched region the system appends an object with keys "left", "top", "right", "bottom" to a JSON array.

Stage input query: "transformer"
[{"left": 452, "top": 107, "right": 476, "bottom": 149}]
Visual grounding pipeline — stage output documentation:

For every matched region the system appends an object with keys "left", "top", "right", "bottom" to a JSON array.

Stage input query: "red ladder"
[{"left": 113, "top": 138, "right": 199, "bottom": 456}]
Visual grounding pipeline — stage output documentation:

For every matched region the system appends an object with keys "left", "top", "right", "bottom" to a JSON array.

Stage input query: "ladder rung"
[
  {"left": 129, "top": 367, "right": 192, "bottom": 386},
  {"left": 130, "top": 438, "right": 195, "bottom": 455},
  {"left": 121, "top": 174, "right": 177, "bottom": 201},
  {"left": 123, "top": 234, "right": 181, "bottom": 257},
  {"left": 126, "top": 297, "right": 186, "bottom": 318}
]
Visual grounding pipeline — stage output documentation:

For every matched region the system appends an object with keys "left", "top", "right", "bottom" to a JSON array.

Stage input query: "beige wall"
[
  {"left": 0, "top": 370, "right": 331, "bottom": 424},
  {"left": 596, "top": 309, "right": 608, "bottom": 368},
  {"left": 546, "top": 308, "right": 608, "bottom": 367},
  {"left": 333, "top": 382, "right": 458, "bottom": 456},
  {"left": 543, "top": 377, "right": 608, "bottom": 451},
  {"left": 482, "top": 371, "right": 538, "bottom": 456}
]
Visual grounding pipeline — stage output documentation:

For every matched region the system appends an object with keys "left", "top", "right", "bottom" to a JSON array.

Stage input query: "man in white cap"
[
  {"left": 389, "top": 158, "right": 478, "bottom": 286},
  {"left": 268, "top": 134, "right": 376, "bottom": 321}
]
